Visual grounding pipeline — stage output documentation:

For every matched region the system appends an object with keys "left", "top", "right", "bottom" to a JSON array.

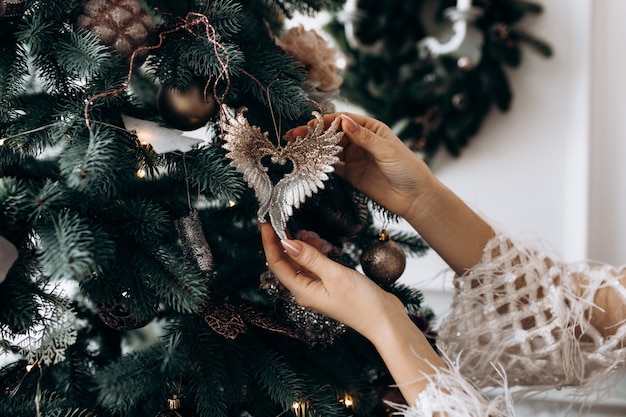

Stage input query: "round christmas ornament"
[
  {"left": 260, "top": 270, "right": 346, "bottom": 345},
  {"left": 297, "top": 186, "right": 370, "bottom": 241},
  {"left": 76, "top": 0, "right": 156, "bottom": 61},
  {"left": 157, "top": 82, "right": 218, "bottom": 131},
  {"left": 97, "top": 296, "right": 153, "bottom": 331},
  {"left": 0, "top": 0, "right": 27, "bottom": 19},
  {"left": 360, "top": 230, "right": 406, "bottom": 285},
  {"left": 1, "top": 360, "right": 36, "bottom": 400}
]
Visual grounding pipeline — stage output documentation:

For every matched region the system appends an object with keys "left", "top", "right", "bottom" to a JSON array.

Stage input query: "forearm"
[
  {"left": 587, "top": 269, "right": 626, "bottom": 339},
  {"left": 366, "top": 296, "right": 447, "bottom": 406},
  {"left": 405, "top": 177, "right": 494, "bottom": 276}
]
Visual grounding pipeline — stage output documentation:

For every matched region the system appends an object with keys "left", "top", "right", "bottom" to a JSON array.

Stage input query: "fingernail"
[
  {"left": 282, "top": 129, "right": 294, "bottom": 140},
  {"left": 281, "top": 239, "right": 302, "bottom": 256},
  {"left": 341, "top": 115, "right": 358, "bottom": 133}
]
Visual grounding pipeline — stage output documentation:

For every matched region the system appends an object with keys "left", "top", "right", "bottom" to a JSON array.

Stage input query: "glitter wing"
[
  {"left": 222, "top": 109, "right": 343, "bottom": 241},
  {"left": 269, "top": 112, "right": 343, "bottom": 239},
  {"left": 221, "top": 107, "right": 276, "bottom": 218}
]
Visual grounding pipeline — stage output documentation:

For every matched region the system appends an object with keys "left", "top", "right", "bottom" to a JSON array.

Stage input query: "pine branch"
[
  {"left": 206, "top": 0, "right": 245, "bottom": 38},
  {"left": 141, "top": 245, "right": 210, "bottom": 314},
  {"left": 55, "top": 28, "right": 114, "bottom": 80},
  {"left": 252, "top": 350, "right": 306, "bottom": 411},
  {"left": 1, "top": 282, "right": 78, "bottom": 366},
  {"left": 176, "top": 146, "right": 247, "bottom": 202},
  {"left": 37, "top": 211, "right": 115, "bottom": 282},
  {"left": 96, "top": 335, "right": 190, "bottom": 414},
  {"left": 59, "top": 124, "right": 136, "bottom": 199},
  {"left": 388, "top": 230, "right": 430, "bottom": 258},
  {"left": 0, "top": 177, "right": 31, "bottom": 231}
]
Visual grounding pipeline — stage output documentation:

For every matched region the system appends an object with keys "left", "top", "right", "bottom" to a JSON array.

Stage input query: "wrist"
[
  {"left": 404, "top": 174, "right": 495, "bottom": 275},
  {"left": 361, "top": 293, "right": 410, "bottom": 345},
  {"left": 403, "top": 171, "right": 442, "bottom": 228},
  {"left": 366, "top": 293, "right": 446, "bottom": 405}
]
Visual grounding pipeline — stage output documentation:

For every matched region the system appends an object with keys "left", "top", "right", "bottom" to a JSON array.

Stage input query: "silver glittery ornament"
[
  {"left": 174, "top": 209, "right": 213, "bottom": 274},
  {"left": 221, "top": 108, "right": 343, "bottom": 240},
  {"left": 260, "top": 270, "right": 346, "bottom": 345}
]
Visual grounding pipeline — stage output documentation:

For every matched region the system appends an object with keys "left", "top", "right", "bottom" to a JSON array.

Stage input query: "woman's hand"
[
  {"left": 259, "top": 222, "right": 405, "bottom": 341},
  {"left": 285, "top": 113, "right": 436, "bottom": 224},
  {"left": 287, "top": 112, "right": 495, "bottom": 275},
  {"left": 260, "top": 222, "right": 447, "bottom": 405}
]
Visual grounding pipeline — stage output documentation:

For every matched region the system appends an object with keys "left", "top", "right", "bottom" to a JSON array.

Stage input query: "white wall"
[
  {"left": 293, "top": 0, "right": 626, "bottom": 414},
  {"left": 589, "top": 0, "right": 626, "bottom": 266},
  {"left": 397, "top": 0, "right": 626, "bottom": 414}
]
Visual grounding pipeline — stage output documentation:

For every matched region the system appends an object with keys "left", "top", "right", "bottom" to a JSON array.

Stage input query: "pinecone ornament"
[{"left": 77, "top": 0, "right": 156, "bottom": 61}]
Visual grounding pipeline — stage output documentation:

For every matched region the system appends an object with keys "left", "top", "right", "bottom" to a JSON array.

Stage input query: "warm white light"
[
  {"left": 335, "top": 55, "right": 347, "bottom": 71},
  {"left": 292, "top": 402, "right": 301, "bottom": 411},
  {"left": 457, "top": 0, "right": 471, "bottom": 10},
  {"left": 136, "top": 169, "right": 146, "bottom": 179},
  {"left": 228, "top": 200, "right": 236, "bottom": 207},
  {"left": 0, "top": 138, "right": 6, "bottom": 146},
  {"left": 343, "top": 396, "right": 354, "bottom": 407}
]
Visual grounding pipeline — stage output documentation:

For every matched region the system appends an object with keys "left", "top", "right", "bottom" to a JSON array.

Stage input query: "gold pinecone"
[{"left": 77, "top": 0, "right": 156, "bottom": 61}]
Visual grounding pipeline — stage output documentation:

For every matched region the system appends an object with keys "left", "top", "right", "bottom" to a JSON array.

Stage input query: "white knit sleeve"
[{"left": 437, "top": 231, "right": 626, "bottom": 395}]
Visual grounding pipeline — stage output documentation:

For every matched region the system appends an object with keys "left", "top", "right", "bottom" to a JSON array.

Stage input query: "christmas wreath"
[{"left": 325, "top": 0, "right": 552, "bottom": 162}]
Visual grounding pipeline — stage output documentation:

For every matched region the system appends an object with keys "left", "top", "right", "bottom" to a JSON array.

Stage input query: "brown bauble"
[
  {"left": 97, "top": 297, "right": 153, "bottom": 330},
  {"left": 360, "top": 230, "right": 406, "bottom": 285},
  {"left": 157, "top": 83, "right": 218, "bottom": 131}
]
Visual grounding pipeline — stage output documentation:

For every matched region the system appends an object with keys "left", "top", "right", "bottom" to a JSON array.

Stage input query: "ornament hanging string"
[
  {"left": 83, "top": 12, "right": 232, "bottom": 132},
  {"left": 240, "top": 69, "right": 325, "bottom": 117}
]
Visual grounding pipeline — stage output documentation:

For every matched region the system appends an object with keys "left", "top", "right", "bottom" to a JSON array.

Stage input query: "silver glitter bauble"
[{"left": 260, "top": 270, "right": 346, "bottom": 345}]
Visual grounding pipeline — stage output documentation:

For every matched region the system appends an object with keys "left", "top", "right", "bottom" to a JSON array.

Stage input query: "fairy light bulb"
[
  {"left": 136, "top": 168, "right": 146, "bottom": 178},
  {"left": 0, "top": 138, "right": 6, "bottom": 146},
  {"left": 343, "top": 395, "right": 354, "bottom": 407},
  {"left": 291, "top": 400, "right": 307, "bottom": 417}
]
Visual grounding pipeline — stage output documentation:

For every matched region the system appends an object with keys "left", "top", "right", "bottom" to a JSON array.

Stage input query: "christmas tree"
[{"left": 0, "top": 1, "right": 433, "bottom": 416}]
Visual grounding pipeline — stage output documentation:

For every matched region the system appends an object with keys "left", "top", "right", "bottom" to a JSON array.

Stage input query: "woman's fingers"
[
  {"left": 259, "top": 223, "right": 299, "bottom": 278},
  {"left": 260, "top": 223, "right": 330, "bottom": 310}
]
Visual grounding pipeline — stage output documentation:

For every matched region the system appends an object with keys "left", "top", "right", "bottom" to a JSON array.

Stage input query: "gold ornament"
[
  {"left": 360, "top": 230, "right": 406, "bottom": 285},
  {"left": 221, "top": 108, "right": 343, "bottom": 241},
  {"left": 157, "top": 83, "right": 218, "bottom": 131},
  {"left": 76, "top": 0, "right": 156, "bottom": 61},
  {"left": 156, "top": 394, "right": 191, "bottom": 417}
]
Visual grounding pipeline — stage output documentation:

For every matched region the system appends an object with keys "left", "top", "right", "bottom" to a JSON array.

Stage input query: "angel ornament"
[{"left": 221, "top": 108, "right": 343, "bottom": 240}]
